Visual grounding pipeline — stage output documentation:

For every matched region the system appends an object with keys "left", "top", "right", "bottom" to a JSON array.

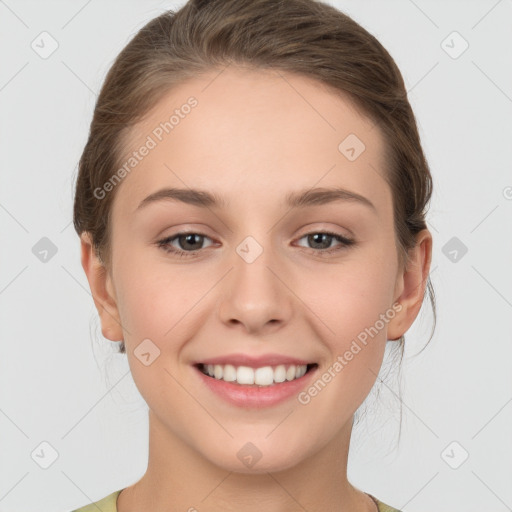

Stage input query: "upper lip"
[{"left": 193, "top": 353, "right": 315, "bottom": 368}]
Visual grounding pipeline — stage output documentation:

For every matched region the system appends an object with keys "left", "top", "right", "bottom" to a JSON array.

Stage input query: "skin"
[{"left": 81, "top": 65, "right": 432, "bottom": 512}]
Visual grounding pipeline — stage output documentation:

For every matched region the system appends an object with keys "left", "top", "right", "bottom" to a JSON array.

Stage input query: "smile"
[{"left": 197, "top": 363, "right": 318, "bottom": 387}]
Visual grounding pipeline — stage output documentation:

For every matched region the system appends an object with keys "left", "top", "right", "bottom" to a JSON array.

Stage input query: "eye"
[
  {"left": 156, "top": 230, "right": 355, "bottom": 259},
  {"left": 157, "top": 232, "right": 214, "bottom": 257},
  {"left": 295, "top": 231, "right": 355, "bottom": 255}
]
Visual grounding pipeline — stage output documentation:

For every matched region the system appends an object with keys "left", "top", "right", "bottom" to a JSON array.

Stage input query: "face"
[{"left": 82, "top": 66, "right": 431, "bottom": 473}]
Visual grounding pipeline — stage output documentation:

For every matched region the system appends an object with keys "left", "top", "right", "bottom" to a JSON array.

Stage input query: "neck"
[{"left": 117, "top": 410, "right": 376, "bottom": 512}]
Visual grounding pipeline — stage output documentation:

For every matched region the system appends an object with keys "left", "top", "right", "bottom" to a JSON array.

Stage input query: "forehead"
[{"left": 113, "top": 66, "right": 391, "bottom": 216}]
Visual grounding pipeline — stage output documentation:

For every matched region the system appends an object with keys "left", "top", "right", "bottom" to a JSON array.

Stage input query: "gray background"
[{"left": 0, "top": 0, "right": 511, "bottom": 511}]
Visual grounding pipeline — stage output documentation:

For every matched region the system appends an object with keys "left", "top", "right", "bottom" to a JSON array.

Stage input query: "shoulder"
[
  {"left": 368, "top": 494, "right": 403, "bottom": 512},
  {"left": 71, "top": 489, "right": 123, "bottom": 512}
]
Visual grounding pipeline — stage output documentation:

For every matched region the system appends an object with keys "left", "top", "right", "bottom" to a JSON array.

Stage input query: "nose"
[{"left": 218, "top": 241, "right": 294, "bottom": 335}]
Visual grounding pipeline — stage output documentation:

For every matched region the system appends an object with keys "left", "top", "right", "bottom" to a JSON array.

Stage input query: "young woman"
[{"left": 72, "top": 0, "right": 434, "bottom": 510}]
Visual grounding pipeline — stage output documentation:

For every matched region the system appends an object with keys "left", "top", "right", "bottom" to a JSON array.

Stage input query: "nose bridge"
[
  {"left": 232, "top": 231, "right": 282, "bottom": 300},
  {"left": 218, "top": 230, "right": 293, "bottom": 333}
]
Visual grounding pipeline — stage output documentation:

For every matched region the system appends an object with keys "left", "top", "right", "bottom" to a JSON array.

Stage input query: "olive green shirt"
[{"left": 72, "top": 489, "right": 403, "bottom": 511}]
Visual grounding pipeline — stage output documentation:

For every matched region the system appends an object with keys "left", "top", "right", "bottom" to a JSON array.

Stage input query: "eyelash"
[{"left": 156, "top": 230, "right": 355, "bottom": 258}]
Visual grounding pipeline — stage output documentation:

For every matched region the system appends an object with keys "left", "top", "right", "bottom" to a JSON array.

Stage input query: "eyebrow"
[{"left": 135, "top": 186, "right": 376, "bottom": 213}]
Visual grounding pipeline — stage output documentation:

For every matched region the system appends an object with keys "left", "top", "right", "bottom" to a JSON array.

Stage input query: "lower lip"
[{"left": 194, "top": 365, "right": 318, "bottom": 408}]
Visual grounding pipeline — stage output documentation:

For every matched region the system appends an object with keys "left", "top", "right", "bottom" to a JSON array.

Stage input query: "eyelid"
[
  {"left": 157, "top": 231, "right": 216, "bottom": 251},
  {"left": 295, "top": 224, "right": 354, "bottom": 240}
]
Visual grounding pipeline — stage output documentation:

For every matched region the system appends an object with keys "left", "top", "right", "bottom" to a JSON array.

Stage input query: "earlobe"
[
  {"left": 387, "top": 229, "right": 433, "bottom": 342},
  {"left": 80, "top": 232, "right": 124, "bottom": 342}
]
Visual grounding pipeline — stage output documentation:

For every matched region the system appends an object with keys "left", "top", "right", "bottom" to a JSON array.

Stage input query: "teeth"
[{"left": 201, "top": 363, "right": 309, "bottom": 386}]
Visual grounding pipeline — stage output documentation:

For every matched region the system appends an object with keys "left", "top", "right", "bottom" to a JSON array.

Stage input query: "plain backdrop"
[{"left": 0, "top": 1, "right": 511, "bottom": 511}]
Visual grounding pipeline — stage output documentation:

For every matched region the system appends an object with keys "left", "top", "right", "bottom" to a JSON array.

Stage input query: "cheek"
[
  {"left": 293, "top": 266, "right": 394, "bottom": 418},
  {"left": 295, "top": 254, "right": 396, "bottom": 392},
  {"left": 297, "top": 254, "right": 397, "bottom": 340},
  {"left": 114, "top": 267, "right": 204, "bottom": 411},
  {"left": 116, "top": 266, "right": 201, "bottom": 341}
]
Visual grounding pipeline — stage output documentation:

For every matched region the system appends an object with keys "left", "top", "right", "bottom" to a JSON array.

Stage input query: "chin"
[{"left": 203, "top": 439, "right": 308, "bottom": 475}]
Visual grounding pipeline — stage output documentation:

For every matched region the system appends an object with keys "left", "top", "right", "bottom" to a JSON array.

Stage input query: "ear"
[
  {"left": 387, "top": 229, "right": 433, "bottom": 342},
  {"left": 80, "top": 232, "right": 124, "bottom": 342}
]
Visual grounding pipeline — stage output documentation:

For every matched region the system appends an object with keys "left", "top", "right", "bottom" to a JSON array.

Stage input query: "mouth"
[{"left": 194, "top": 362, "right": 319, "bottom": 387}]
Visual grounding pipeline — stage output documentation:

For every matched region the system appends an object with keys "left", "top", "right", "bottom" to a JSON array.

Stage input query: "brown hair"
[{"left": 73, "top": 0, "right": 436, "bottom": 393}]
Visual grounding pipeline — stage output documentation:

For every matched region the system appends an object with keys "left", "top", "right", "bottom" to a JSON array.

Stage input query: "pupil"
[
  {"left": 182, "top": 234, "right": 202, "bottom": 250},
  {"left": 310, "top": 233, "right": 331, "bottom": 249}
]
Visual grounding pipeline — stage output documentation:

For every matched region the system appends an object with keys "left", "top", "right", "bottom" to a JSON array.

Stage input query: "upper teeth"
[{"left": 202, "top": 364, "right": 308, "bottom": 386}]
